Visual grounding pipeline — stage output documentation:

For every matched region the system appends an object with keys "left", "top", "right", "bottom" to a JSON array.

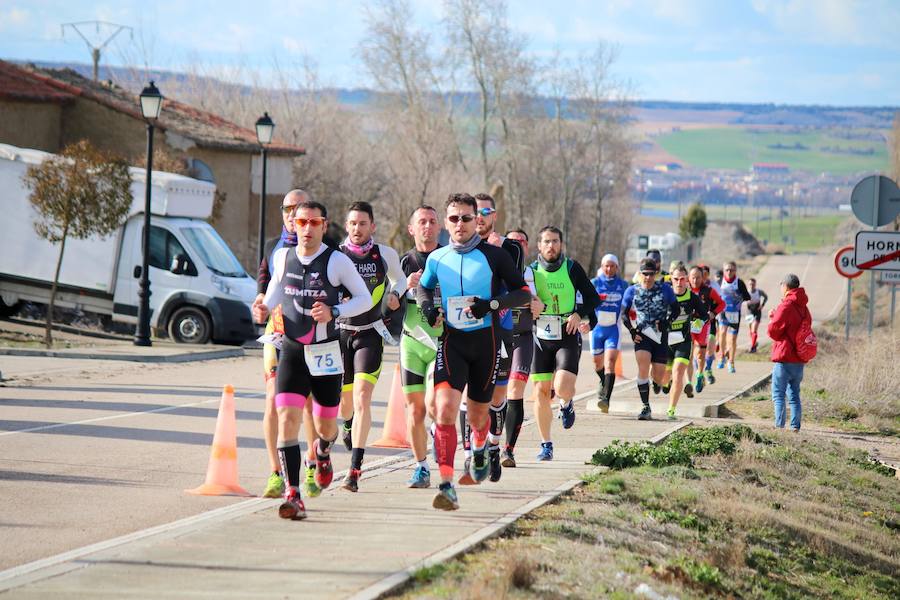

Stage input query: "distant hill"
[{"left": 19, "top": 60, "right": 899, "bottom": 130}]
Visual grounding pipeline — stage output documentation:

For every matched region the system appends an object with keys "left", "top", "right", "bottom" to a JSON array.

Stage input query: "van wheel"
[{"left": 168, "top": 306, "right": 211, "bottom": 344}]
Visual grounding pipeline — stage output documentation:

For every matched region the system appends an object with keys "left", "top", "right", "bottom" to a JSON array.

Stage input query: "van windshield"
[{"left": 180, "top": 226, "right": 247, "bottom": 278}]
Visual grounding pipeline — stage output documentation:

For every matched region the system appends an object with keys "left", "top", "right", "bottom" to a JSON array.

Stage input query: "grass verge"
[{"left": 389, "top": 425, "right": 899, "bottom": 600}]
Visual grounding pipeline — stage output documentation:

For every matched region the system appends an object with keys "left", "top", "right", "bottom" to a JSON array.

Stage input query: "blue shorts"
[{"left": 590, "top": 325, "right": 620, "bottom": 355}]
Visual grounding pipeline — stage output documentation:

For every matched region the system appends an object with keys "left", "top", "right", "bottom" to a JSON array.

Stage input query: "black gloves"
[
  {"left": 469, "top": 298, "right": 493, "bottom": 319},
  {"left": 423, "top": 304, "right": 441, "bottom": 327}
]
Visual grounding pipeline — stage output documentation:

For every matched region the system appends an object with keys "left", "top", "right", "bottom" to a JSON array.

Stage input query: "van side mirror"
[{"left": 170, "top": 254, "right": 187, "bottom": 274}]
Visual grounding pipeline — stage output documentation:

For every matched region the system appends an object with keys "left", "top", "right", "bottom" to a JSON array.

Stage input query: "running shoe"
[
  {"left": 717, "top": 359, "right": 725, "bottom": 369},
  {"left": 432, "top": 481, "right": 459, "bottom": 511},
  {"left": 749, "top": 345, "right": 758, "bottom": 354},
  {"left": 263, "top": 472, "right": 285, "bottom": 499},
  {"left": 706, "top": 369, "right": 716, "bottom": 385},
  {"left": 341, "top": 423, "right": 353, "bottom": 451},
  {"left": 278, "top": 488, "right": 307, "bottom": 520},
  {"left": 652, "top": 381, "right": 661, "bottom": 395},
  {"left": 536, "top": 441, "right": 554, "bottom": 461},
  {"left": 596, "top": 387, "right": 609, "bottom": 413},
  {"left": 501, "top": 447, "right": 516, "bottom": 468},
  {"left": 558, "top": 400, "right": 576, "bottom": 429},
  {"left": 342, "top": 468, "right": 361, "bottom": 492},
  {"left": 313, "top": 440, "right": 334, "bottom": 489},
  {"left": 661, "top": 384, "right": 671, "bottom": 395},
  {"left": 470, "top": 449, "right": 490, "bottom": 483},
  {"left": 303, "top": 464, "right": 321, "bottom": 498},
  {"left": 684, "top": 383, "right": 694, "bottom": 398},
  {"left": 407, "top": 465, "right": 431, "bottom": 489},
  {"left": 488, "top": 446, "right": 502, "bottom": 482},
  {"left": 728, "top": 362, "right": 736, "bottom": 374},
  {"left": 695, "top": 372, "right": 705, "bottom": 394},
  {"left": 458, "top": 456, "right": 476, "bottom": 485},
  {"left": 667, "top": 407, "right": 677, "bottom": 421},
  {"left": 638, "top": 405, "right": 652, "bottom": 421}
]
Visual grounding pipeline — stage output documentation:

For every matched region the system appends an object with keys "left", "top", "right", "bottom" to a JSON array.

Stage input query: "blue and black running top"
[
  {"left": 591, "top": 274, "right": 629, "bottom": 323},
  {"left": 419, "top": 240, "right": 528, "bottom": 332},
  {"left": 621, "top": 281, "right": 678, "bottom": 331}
]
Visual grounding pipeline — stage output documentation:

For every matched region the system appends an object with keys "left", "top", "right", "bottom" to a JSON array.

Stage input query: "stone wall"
[{"left": 0, "top": 100, "right": 62, "bottom": 152}]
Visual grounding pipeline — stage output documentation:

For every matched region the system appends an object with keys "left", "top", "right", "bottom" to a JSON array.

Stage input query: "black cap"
[{"left": 639, "top": 258, "right": 658, "bottom": 274}]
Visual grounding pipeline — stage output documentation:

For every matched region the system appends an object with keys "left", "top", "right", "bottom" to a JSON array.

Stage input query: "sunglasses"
[
  {"left": 281, "top": 204, "right": 299, "bottom": 214},
  {"left": 448, "top": 214, "right": 476, "bottom": 224},
  {"left": 294, "top": 216, "right": 326, "bottom": 228},
  {"left": 640, "top": 271, "right": 656, "bottom": 276},
  {"left": 477, "top": 207, "right": 496, "bottom": 217}
]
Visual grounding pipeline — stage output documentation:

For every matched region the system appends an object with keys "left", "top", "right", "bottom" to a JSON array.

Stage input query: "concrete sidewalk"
[{"left": 0, "top": 353, "right": 771, "bottom": 600}]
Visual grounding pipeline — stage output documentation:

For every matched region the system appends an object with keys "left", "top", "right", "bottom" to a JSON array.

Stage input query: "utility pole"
[{"left": 61, "top": 21, "right": 133, "bottom": 81}]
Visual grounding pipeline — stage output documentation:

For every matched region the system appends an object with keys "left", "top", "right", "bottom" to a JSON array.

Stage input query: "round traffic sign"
[
  {"left": 850, "top": 175, "right": 900, "bottom": 227},
  {"left": 834, "top": 245, "right": 863, "bottom": 279}
]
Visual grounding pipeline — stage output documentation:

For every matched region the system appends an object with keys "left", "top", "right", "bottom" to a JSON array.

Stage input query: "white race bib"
[
  {"left": 640, "top": 326, "right": 662, "bottom": 344},
  {"left": 304, "top": 340, "right": 343, "bottom": 376},
  {"left": 690, "top": 319, "right": 704, "bottom": 334},
  {"left": 725, "top": 311, "right": 740, "bottom": 324},
  {"left": 256, "top": 332, "right": 283, "bottom": 350},
  {"left": 668, "top": 330, "right": 685, "bottom": 346},
  {"left": 447, "top": 296, "right": 483, "bottom": 330},
  {"left": 373, "top": 320, "right": 399, "bottom": 346},
  {"left": 536, "top": 315, "right": 562, "bottom": 340},
  {"left": 597, "top": 311, "right": 617, "bottom": 327}
]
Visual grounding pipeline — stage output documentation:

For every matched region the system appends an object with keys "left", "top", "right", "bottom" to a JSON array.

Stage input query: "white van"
[{"left": 0, "top": 143, "right": 257, "bottom": 344}]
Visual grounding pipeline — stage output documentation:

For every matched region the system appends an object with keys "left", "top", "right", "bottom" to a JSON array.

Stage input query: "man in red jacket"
[{"left": 766, "top": 273, "right": 811, "bottom": 431}]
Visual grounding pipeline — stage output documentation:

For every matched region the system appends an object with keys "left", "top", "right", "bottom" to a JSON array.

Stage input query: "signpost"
[
  {"left": 834, "top": 246, "right": 862, "bottom": 340},
  {"left": 882, "top": 271, "right": 900, "bottom": 328},
  {"left": 849, "top": 175, "right": 900, "bottom": 334}
]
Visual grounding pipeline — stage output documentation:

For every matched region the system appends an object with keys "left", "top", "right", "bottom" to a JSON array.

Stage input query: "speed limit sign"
[{"left": 834, "top": 245, "right": 863, "bottom": 279}]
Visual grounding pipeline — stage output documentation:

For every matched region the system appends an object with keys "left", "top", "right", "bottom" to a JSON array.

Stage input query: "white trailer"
[{"left": 0, "top": 143, "right": 257, "bottom": 344}]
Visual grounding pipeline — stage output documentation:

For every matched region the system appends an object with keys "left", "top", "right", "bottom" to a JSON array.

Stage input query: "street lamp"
[
  {"left": 134, "top": 81, "right": 163, "bottom": 347},
  {"left": 255, "top": 112, "right": 274, "bottom": 266}
]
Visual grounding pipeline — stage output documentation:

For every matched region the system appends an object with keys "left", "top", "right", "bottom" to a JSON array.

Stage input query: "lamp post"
[
  {"left": 134, "top": 81, "right": 163, "bottom": 347},
  {"left": 255, "top": 112, "right": 275, "bottom": 266}
]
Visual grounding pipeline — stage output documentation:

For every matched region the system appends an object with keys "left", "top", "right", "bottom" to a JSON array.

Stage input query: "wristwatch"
[
  {"left": 489, "top": 299, "right": 499, "bottom": 311},
  {"left": 330, "top": 306, "right": 340, "bottom": 319}
]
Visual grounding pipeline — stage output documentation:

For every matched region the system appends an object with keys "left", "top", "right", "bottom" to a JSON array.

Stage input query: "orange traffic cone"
[
  {"left": 187, "top": 384, "right": 251, "bottom": 496},
  {"left": 371, "top": 364, "right": 411, "bottom": 448},
  {"left": 615, "top": 351, "right": 624, "bottom": 377}
]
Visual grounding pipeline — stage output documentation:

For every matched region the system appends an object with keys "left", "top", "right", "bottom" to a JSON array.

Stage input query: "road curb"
[
  {"left": 0, "top": 347, "right": 245, "bottom": 363},
  {"left": 704, "top": 371, "right": 773, "bottom": 417},
  {"left": 348, "top": 420, "right": 691, "bottom": 600}
]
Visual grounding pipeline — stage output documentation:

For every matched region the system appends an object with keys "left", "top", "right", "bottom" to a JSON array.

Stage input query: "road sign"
[
  {"left": 881, "top": 271, "right": 900, "bottom": 284},
  {"left": 854, "top": 231, "right": 900, "bottom": 272},
  {"left": 851, "top": 175, "right": 900, "bottom": 227},
  {"left": 834, "top": 246, "right": 863, "bottom": 279}
]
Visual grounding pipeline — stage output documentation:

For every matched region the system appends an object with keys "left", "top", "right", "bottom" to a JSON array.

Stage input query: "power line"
[{"left": 61, "top": 21, "right": 133, "bottom": 81}]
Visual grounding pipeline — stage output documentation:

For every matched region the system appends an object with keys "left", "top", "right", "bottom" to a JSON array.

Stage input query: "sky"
[{"left": 1, "top": 0, "right": 899, "bottom": 106}]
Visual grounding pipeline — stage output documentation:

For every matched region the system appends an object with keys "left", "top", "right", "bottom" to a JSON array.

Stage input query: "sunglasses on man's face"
[
  {"left": 281, "top": 204, "right": 299, "bottom": 214},
  {"left": 294, "top": 216, "right": 326, "bottom": 228},
  {"left": 477, "top": 207, "right": 496, "bottom": 217},
  {"left": 448, "top": 214, "right": 476, "bottom": 224}
]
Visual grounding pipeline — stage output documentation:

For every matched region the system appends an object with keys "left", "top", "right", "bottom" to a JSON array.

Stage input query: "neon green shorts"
[{"left": 400, "top": 333, "right": 437, "bottom": 393}]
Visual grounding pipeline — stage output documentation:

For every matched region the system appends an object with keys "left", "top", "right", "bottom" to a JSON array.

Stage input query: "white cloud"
[
  {"left": 0, "top": 6, "right": 29, "bottom": 31},
  {"left": 752, "top": 0, "right": 900, "bottom": 49},
  {"left": 282, "top": 36, "right": 308, "bottom": 55}
]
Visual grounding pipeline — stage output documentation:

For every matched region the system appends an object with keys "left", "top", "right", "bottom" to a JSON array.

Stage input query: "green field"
[
  {"left": 656, "top": 128, "right": 889, "bottom": 175},
  {"left": 743, "top": 213, "right": 846, "bottom": 251}
]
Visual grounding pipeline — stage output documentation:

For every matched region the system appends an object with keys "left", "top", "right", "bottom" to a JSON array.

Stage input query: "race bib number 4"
[
  {"left": 597, "top": 311, "right": 617, "bottom": 327},
  {"left": 304, "top": 340, "right": 344, "bottom": 376},
  {"left": 447, "top": 296, "right": 484, "bottom": 330},
  {"left": 536, "top": 315, "right": 562, "bottom": 340}
]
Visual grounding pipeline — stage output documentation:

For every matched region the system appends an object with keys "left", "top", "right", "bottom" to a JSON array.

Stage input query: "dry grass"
[{"left": 392, "top": 427, "right": 900, "bottom": 600}]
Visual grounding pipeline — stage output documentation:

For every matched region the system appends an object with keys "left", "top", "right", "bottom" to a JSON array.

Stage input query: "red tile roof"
[
  {"left": 0, "top": 61, "right": 74, "bottom": 103},
  {"left": 0, "top": 61, "right": 304, "bottom": 156}
]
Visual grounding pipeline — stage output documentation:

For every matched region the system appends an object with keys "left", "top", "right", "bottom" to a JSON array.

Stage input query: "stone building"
[{"left": 0, "top": 60, "right": 304, "bottom": 271}]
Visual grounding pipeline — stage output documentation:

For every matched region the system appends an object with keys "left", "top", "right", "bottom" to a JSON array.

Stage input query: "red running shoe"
[
  {"left": 278, "top": 488, "right": 307, "bottom": 520},
  {"left": 314, "top": 439, "right": 333, "bottom": 489}
]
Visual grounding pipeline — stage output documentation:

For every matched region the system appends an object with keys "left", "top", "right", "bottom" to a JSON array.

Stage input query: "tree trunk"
[
  {"left": 589, "top": 187, "right": 604, "bottom": 275},
  {"left": 45, "top": 221, "right": 69, "bottom": 348}
]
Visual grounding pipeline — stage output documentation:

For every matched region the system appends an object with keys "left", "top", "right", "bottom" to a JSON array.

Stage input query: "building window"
[{"left": 187, "top": 158, "right": 215, "bottom": 183}]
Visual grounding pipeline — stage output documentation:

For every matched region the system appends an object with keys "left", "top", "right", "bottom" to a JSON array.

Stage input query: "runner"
[
  {"left": 621, "top": 257, "right": 679, "bottom": 420},
  {"left": 689, "top": 265, "right": 725, "bottom": 394},
  {"left": 662, "top": 264, "right": 706, "bottom": 419},
  {"left": 746, "top": 278, "right": 769, "bottom": 353},
  {"left": 590, "top": 254, "right": 628, "bottom": 413},
  {"left": 502, "top": 228, "right": 543, "bottom": 468},
  {"left": 337, "top": 201, "right": 406, "bottom": 492},
  {"left": 416, "top": 193, "right": 530, "bottom": 510},
  {"left": 253, "top": 200, "right": 373, "bottom": 520},
  {"left": 530, "top": 226, "right": 599, "bottom": 460},
  {"left": 471, "top": 193, "right": 525, "bottom": 482},
  {"left": 399, "top": 205, "right": 443, "bottom": 489},
  {"left": 253, "top": 190, "right": 321, "bottom": 499},
  {"left": 718, "top": 261, "right": 751, "bottom": 373},
  {"left": 632, "top": 248, "right": 667, "bottom": 283},
  {"left": 701, "top": 264, "right": 719, "bottom": 384}
]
